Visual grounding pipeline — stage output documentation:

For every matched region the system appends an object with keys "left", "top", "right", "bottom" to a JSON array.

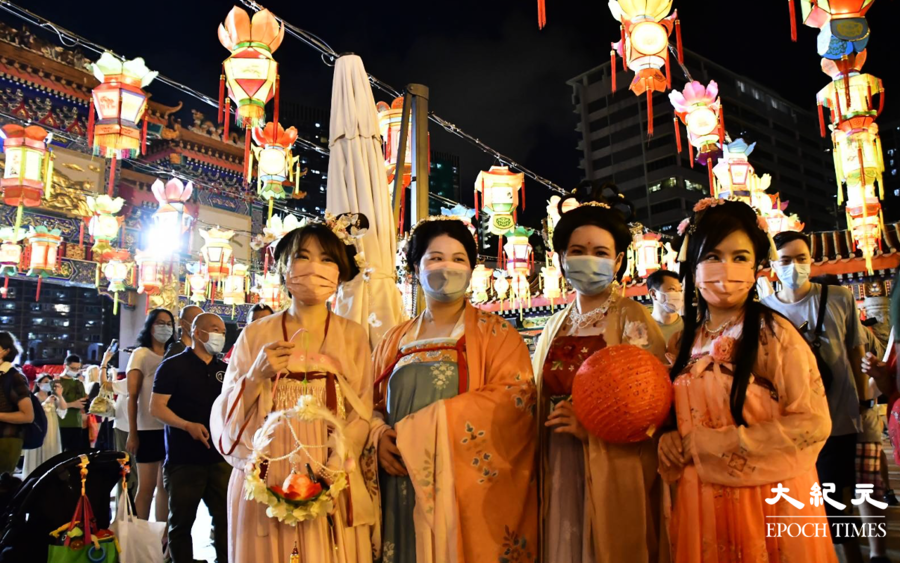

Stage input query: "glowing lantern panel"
[
  {"left": 150, "top": 178, "right": 194, "bottom": 257},
  {"left": 475, "top": 166, "right": 525, "bottom": 236},
  {"left": 469, "top": 264, "right": 494, "bottom": 304},
  {"left": 27, "top": 226, "right": 62, "bottom": 277},
  {"left": 87, "top": 195, "right": 125, "bottom": 258},
  {"left": 1, "top": 124, "right": 54, "bottom": 208},
  {"left": 224, "top": 264, "right": 249, "bottom": 306},
  {"left": 200, "top": 228, "right": 235, "bottom": 281},
  {"left": 135, "top": 249, "right": 162, "bottom": 296},
  {"left": 0, "top": 227, "right": 26, "bottom": 277},
  {"left": 503, "top": 226, "right": 534, "bottom": 276},
  {"left": 251, "top": 123, "right": 300, "bottom": 203},
  {"left": 632, "top": 231, "right": 662, "bottom": 279}
]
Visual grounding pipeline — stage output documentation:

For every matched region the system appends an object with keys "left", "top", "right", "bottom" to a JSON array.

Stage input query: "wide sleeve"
[
  {"left": 210, "top": 326, "right": 267, "bottom": 469},
  {"left": 689, "top": 321, "right": 832, "bottom": 487}
]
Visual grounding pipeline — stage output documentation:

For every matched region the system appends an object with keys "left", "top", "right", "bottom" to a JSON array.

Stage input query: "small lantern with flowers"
[
  {"left": 797, "top": 0, "right": 873, "bottom": 57},
  {"left": 469, "top": 264, "right": 494, "bottom": 304},
  {"left": 87, "top": 195, "right": 125, "bottom": 259},
  {"left": 250, "top": 122, "right": 300, "bottom": 215},
  {"left": 540, "top": 252, "right": 565, "bottom": 307},
  {"left": 26, "top": 226, "right": 62, "bottom": 301},
  {"left": 1, "top": 124, "right": 55, "bottom": 222},
  {"left": 200, "top": 227, "right": 235, "bottom": 283},
  {"left": 712, "top": 139, "right": 756, "bottom": 201},
  {"left": 87, "top": 53, "right": 157, "bottom": 194},
  {"left": 493, "top": 272, "right": 510, "bottom": 311},
  {"left": 102, "top": 249, "right": 132, "bottom": 314},
  {"left": 503, "top": 226, "right": 535, "bottom": 275},
  {"left": 475, "top": 166, "right": 525, "bottom": 236},
  {"left": 670, "top": 80, "right": 724, "bottom": 189}
]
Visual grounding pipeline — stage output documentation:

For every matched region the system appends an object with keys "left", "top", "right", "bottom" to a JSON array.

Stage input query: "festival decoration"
[
  {"left": 469, "top": 264, "right": 494, "bottom": 304},
  {"left": 254, "top": 272, "right": 283, "bottom": 310},
  {"left": 186, "top": 263, "right": 209, "bottom": 305},
  {"left": 572, "top": 344, "right": 673, "bottom": 443},
  {"left": 103, "top": 250, "right": 131, "bottom": 314},
  {"left": 86, "top": 195, "right": 125, "bottom": 259},
  {"left": 377, "top": 97, "right": 414, "bottom": 193},
  {"left": 250, "top": 122, "right": 301, "bottom": 215},
  {"left": 797, "top": 0, "right": 874, "bottom": 57},
  {"left": 816, "top": 54, "right": 884, "bottom": 136},
  {"left": 0, "top": 227, "right": 25, "bottom": 296},
  {"left": 493, "top": 272, "right": 510, "bottom": 310},
  {"left": 244, "top": 395, "right": 349, "bottom": 526},
  {"left": 539, "top": 254, "right": 564, "bottom": 307},
  {"left": 0, "top": 124, "right": 54, "bottom": 220},
  {"left": 670, "top": 80, "right": 724, "bottom": 188},
  {"left": 200, "top": 227, "right": 235, "bottom": 282},
  {"left": 609, "top": 0, "right": 683, "bottom": 136},
  {"left": 631, "top": 229, "right": 662, "bottom": 279},
  {"left": 87, "top": 53, "right": 157, "bottom": 194},
  {"left": 26, "top": 226, "right": 62, "bottom": 301},
  {"left": 441, "top": 205, "right": 477, "bottom": 238},
  {"left": 509, "top": 271, "right": 532, "bottom": 310},
  {"left": 503, "top": 226, "right": 535, "bottom": 275},
  {"left": 134, "top": 249, "right": 163, "bottom": 297},
  {"left": 150, "top": 178, "right": 194, "bottom": 256},
  {"left": 474, "top": 166, "right": 525, "bottom": 236},
  {"left": 223, "top": 263, "right": 249, "bottom": 311}
]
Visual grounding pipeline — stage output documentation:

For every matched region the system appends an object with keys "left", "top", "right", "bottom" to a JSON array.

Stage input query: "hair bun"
[{"left": 558, "top": 180, "right": 634, "bottom": 223}]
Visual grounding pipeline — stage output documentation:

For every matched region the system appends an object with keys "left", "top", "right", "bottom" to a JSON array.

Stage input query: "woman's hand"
[
  {"left": 250, "top": 341, "right": 295, "bottom": 382},
  {"left": 544, "top": 400, "right": 588, "bottom": 442},
  {"left": 659, "top": 430, "right": 686, "bottom": 468},
  {"left": 862, "top": 352, "right": 893, "bottom": 397},
  {"left": 126, "top": 432, "right": 139, "bottom": 455},
  {"left": 378, "top": 428, "right": 407, "bottom": 476}
]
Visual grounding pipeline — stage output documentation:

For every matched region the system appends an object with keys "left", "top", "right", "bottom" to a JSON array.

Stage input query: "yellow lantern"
[
  {"left": 632, "top": 230, "right": 662, "bottom": 279},
  {"left": 187, "top": 264, "right": 209, "bottom": 305},
  {"left": 250, "top": 122, "right": 300, "bottom": 213},
  {"left": 1, "top": 124, "right": 54, "bottom": 215},
  {"left": 134, "top": 249, "right": 162, "bottom": 296},
  {"left": 817, "top": 54, "right": 883, "bottom": 136},
  {"left": 87, "top": 195, "right": 125, "bottom": 259},
  {"left": 377, "top": 97, "right": 413, "bottom": 191},
  {"left": 503, "top": 226, "right": 534, "bottom": 275},
  {"left": 493, "top": 273, "right": 510, "bottom": 308},
  {"left": 218, "top": 7, "right": 284, "bottom": 130},
  {"left": 200, "top": 227, "right": 235, "bottom": 281},
  {"left": 469, "top": 264, "right": 494, "bottom": 304},
  {"left": 475, "top": 166, "right": 525, "bottom": 236},
  {"left": 150, "top": 178, "right": 194, "bottom": 257},
  {"left": 224, "top": 263, "right": 249, "bottom": 306},
  {"left": 103, "top": 250, "right": 131, "bottom": 314},
  {"left": 509, "top": 271, "right": 532, "bottom": 311},
  {"left": 540, "top": 253, "right": 564, "bottom": 306}
]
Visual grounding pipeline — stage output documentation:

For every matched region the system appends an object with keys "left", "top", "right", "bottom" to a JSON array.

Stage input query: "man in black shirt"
[{"left": 151, "top": 312, "right": 230, "bottom": 563}]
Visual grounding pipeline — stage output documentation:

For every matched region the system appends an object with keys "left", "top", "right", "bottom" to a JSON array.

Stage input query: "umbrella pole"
[
  {"left": 408, "top": 84, "right": 431, "bottom": 228},
  {"left": 392, "top": 93, "right": 412, "bottom": 233}
]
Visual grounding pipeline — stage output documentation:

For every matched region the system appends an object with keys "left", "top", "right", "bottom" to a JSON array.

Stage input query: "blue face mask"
[
  {"left": 774, "top": 262, "right": 811, "bottom": 290},
  {"left": 564, "top": 256, "right": 617, "bottom": 296}
]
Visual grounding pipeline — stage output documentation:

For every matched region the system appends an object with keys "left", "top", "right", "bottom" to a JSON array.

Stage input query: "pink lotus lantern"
[
  {"left": 150, "top": 178, "right": 194, "bottom": 256},
  {"left": 670, "top": 80, "right": 724, "bottom": 190}
]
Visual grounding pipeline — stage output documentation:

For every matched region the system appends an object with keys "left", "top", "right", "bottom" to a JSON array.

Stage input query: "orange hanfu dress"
[{"left": 662, "top": 315, "right": 839, "bottom": 563}]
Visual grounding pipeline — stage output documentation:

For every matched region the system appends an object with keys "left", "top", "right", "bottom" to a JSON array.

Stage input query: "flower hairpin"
[
  {"left": 692, "top": 197, "right": 721, "bottom": 213},
  {"left": 676, "top": 218, "right": 691, "bottom": 236}
]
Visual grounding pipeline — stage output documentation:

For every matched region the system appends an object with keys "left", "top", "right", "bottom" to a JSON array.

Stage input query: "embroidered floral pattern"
[
  {"left": 623, "top": 320, "right": 650, "bottom": 348},
  {"left": 461, "top": 421, "right": 498, "bottom": 484},
  {"left": 431, "top": 363, "right": 454, "bottom": 390},
  {"left": 499, "top": 527, "right": 535, "bottom": 563},
  {"left": 382, "top": 541, "right": 395, "bottom": 563},
  {"left": 711, "top": 335, "right": 737, "bottom": 363}
]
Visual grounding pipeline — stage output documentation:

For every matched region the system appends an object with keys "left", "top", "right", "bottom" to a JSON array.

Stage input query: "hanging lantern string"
[{"left": 666, "top": 44, "right": 695, "bottom": 84}]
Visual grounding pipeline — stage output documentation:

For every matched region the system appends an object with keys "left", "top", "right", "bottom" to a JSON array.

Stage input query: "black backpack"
[
  {"left": 1, "top": 368, "right": 47, "bottom": 450},
  {"left": 808, "top": 285, "right": 835, "bottom": 393}
]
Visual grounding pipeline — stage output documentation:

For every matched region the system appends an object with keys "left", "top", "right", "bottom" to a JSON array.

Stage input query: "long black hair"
[
  {"left": 669, "top": 200, "right": 773, "bottom": 426},
  {"left": 406, "top": 218, "right": 478, "bottom": 274},
  {"left": 552, "top": 181, "right": 633, "bottom": 280},
  {"left": 273, "top": 222, "right": 360, "bottom": 284},
  {"left": 135, "top": 308, "right": 175, "bottom": 350}
]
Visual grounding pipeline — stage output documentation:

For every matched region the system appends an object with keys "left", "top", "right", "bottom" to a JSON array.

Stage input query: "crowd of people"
[{"left": 0, "top": 191, "right": 896, "bottom": 563}]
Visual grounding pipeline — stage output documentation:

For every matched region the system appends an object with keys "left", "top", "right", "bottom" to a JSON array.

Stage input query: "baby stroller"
[{"left": 0, "top": 450, "right": 125, "bottom": 562}]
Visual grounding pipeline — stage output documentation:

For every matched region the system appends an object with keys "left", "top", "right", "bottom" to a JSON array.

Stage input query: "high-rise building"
[
  {"left": 568, "top": 50, "right": 840, "bottom": 234},
  {"left": 881, "top": 119, "right": 900, "bottom": 223},
  {"left": 429, "top": 151, "right": 462, "bottom": 216},
  {"left": 279, "top": 103, "right": 330, "bottom": 215}
]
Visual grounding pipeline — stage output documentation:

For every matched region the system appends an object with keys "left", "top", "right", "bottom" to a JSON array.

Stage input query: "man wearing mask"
[
  {"left": 762, "top": 231, "right": 868, "bottom": 563},
  {"left": 151, "top": 313, "right": 231, "bottom": 563},
  {"left": 58, "top": 354, "right": 88, "bottom": 452},
  {"left": 646, "top": 269, "right": 684, "bottom": 347},
  {"left": 164, "top": 305, "right": 203, "bottom": 359}
]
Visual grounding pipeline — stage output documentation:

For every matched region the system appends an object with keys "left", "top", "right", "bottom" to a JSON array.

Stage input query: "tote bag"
[{"left": 109, "top": 491, "right": 165, "bottom": 563}]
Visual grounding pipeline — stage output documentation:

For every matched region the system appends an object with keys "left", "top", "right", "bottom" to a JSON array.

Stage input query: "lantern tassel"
[
  {"left": 498, "top": 235, "right": 503, "bottom": 267},
  {"left": 268, "top": 198, "right": 273, "bottom": 220},
  {"left": 244, "top": 132, "right": 252, "bottom": 183},
  {"left": 675, "top": 20, "right": 684, "bottom": 64},
  {"left": 611, "top": 51, "right": 617, "bottom": 92},
  {"left": 718, "top": 105, "right": 725, "bottom": 147},
  {"left": 878, "top": 86, "right": 885, "bottom": 117},
  {"left": 674, "top": 118, "right": 682, "bottom": 154},
  {"left": 620, "top": 26, "right": 626, "bottom": 72},
  {"left": 842, "top": 63, "right": 852, "bottom": 112},
  {"left": 264, "top": 247, "right": 270, "bottom": 273},
  {"left": 688, "top": 142, "right": 694, "bottom": 168},
  {"left": 817, "top": 103, "right": 826, "bottom": 137},
  {"left": 3, "top": 277, "right": 7, "bottom": 295},
  {"left": 79, "top": 221, "right": 84, "bottom": 247},
  {"left": 43, "top": 150, "right": 54, "bottom": 200},
  {"left": 35, "top": 276, "right": 41, "bottom": 302},
  {"left": 218, "top": 70, "right": 225, "bottom": 124},
  {"left": 664, "top": 46, "right": 671, "bottom": 89},
  {"left": 273, "top": 75, "right": 280, "bottom": 130},
  {"left": 223, "top": 99, "right": 231, "bottom": 141},
  {"left": 521, "top": 182, "right": 525, "bottom": 211},
  {"left": 537, "top": 0, "right": 546, "bottom": 29},
  {"left": 474, "top": 188, "right": 479, "bottom": 220},
  {"left": 707, "top": 160, "right": 715, "bottom": 197},
  {"left": 788, "top": 0, "right": 797, "bottom": 42},
  {"left": 647, "top": 90, "right": 654, "bottom": 137},
  {"left": 86, "top": 103, "right": 95, "bottom": 148},
  {"left": 107, "top": 153, "right": 117, "bottom": 197},
  {"left": 140, "top": 116, "right": 148, "bottom": 156},
  {"left": 113, "top": 293, "right": 118, "bottom": 316}
]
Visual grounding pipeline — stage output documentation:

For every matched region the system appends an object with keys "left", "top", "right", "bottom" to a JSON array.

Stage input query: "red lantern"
[
  {"left": 572, "top": 344, "right": 672, "bottom": 444},
  {"left": 1, "top": 124, "right": 54, "bottom": 209}
]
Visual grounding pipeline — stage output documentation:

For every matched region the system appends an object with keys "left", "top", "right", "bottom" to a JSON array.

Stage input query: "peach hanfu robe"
[
  {"left": 367, "top": 303, "right": 538, "bottom": 563},
  {"left": 210, "top": 311, "right": 377, "bottom": 563},
  {"left": 662, "top": 315, "right": 838, "bottom": 563},
  {"left": 531, "top": 294, "right": 670, "bottom": 563}
]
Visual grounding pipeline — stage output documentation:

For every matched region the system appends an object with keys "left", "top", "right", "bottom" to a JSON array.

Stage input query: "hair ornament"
[
  {"left": 580, "top": 201, "right": 611, "bottom": 209},
  {"left": 409, "top": 215, "right": 479, "bottom": 247}
]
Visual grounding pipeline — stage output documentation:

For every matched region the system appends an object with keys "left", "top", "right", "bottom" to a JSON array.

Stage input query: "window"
[
  {"left": 646, "top": 155, "right": 677, "bottom": 172},
  {"left": 685, "top": 179, "right": 705, "bottom": 192},
  {"left": 736, "top": 80, "right": 747, "bottom": 93},
  {"left": 776, "top": 139, "right": 797, "bottom": 154},
  {"left": 780, "top": 174, "right": 802, "bottom": 188},
  {"left": 593, "top": 155, "right": 612, "bottom": 170},
  {"left": 611, "top": 125, "right": 640, "bottom": 144},
  {"left": 614, "top": 165, "right": 646, "bottom": 183},
  {"left": 591, "top": 136, "right": 611, "bottom": 152},
  {"left": 587, "top": 98, "right": 606, "bottom": 115},
  {"left": 651, "top": 199, "right": 683, "bottom": 214},
  {"left": 613, "top": 144, "right": 644, "bottom": 164},
  {"left": 589, "top": 116, "right": 609, "bottom": 132},
  {"left": 646, "top": 135, "right": 673, "bottom": 152},
  {"left": 772, "top": 122, "right": 795, "bottom": 138},
  {"left": 754, "top": 149, "right": 775, "bottom": 162}
]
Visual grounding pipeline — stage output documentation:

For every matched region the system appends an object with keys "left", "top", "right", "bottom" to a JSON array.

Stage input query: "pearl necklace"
[{"left": 568, "top": 290, "right": 616, "bottom": 331}]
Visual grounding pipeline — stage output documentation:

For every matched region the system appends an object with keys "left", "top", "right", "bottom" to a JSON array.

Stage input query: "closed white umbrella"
[{"left": 326, "top": 54, "right": 404, "bottom": 347}]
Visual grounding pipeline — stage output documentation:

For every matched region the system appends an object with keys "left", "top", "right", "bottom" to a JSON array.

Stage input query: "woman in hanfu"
[
  {"left": 531, "top": 188, "right": 668, "bottom": 563},
  {"left": 659, "top": 200, "right": 836, "bottom": 562},
  {"left": 369, "top": 217, "right": 538, "bottom": 563},
  {"left": 211, "top": 221, "right": 377, "bottom": 563}
]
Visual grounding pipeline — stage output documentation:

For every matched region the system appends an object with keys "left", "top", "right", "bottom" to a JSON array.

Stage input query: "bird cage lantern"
[
  {"left": 1, "top": 124, "right": 54, "bottom": 214},
  {"left": 87, "top": 195, "right": 125, "bottom": 259},
  {"left": 250, "top": 122, "right": 300, "bottom": 215},
  {"left": 469, "top": 264, "right": 494, "bottom": 304},
  {"left": 254, "top": 272, "right": 282, "bottom": 310},
  {"left": 88, "top": 53, "right": 157, "bottom": 194},
  {"left": 150, "top": 178, "right": 194, "bottom": 256},
  {"left": 503, "top": 226, "right": 535, "bottom": 275},
  {"left": 712, "top": 139, "right": 756, "bottom": 201},
  {"left": 632, "top": 231, "right": 662, "bottom": 279},
  {"left": 218, "top": 7, "right": 283, "bottom": 132},
  {"left": 377, "top": 97, "right": 414, "bottom": 192},
  {"left": 200, "top": 228, "right": 235, "bottom": 281},
  {"left": 670, "top": 80, "right": 724, "bottom": 188},
  {"left": 475, "top": 166, "right": 525, "bottom": 236},
  {"left": 134, "top": 249, "right": 162, "bottom": 296},
  {"left": 103, "top": 250, "right": 131, "bottom": 314},
  {"left": 224, "top": 263, "right": 249, "bottom": 307},
  {"left": 609, "top": 0, "right": 682, "bottom": 135}
]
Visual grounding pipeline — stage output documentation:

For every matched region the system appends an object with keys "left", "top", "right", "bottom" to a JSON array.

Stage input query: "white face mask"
[
  {"left": 39, "top": 383, "right": 51, "bottom": 393},
  {"left": 152, "top": 325, "right": 174, "bottom": 344},
  {"left": 202, "top": 332, "right": 226, "bottom": 355},
  {"left": 658, "top": 291, "right": 684, "bottom": 314},
  {"left": 774, "top": 262, "right": 811, "bottom": 291}
]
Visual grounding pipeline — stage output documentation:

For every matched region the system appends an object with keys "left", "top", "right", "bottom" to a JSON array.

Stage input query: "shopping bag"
[
  {"left": 110, "top": 491, "right": 165, "bottom": 563},
  {"left": 88, "top": 386, "right": 116, "bottom": 419},
  {"left": 47, "top": 456, "right": 119, "bottom": 563}
]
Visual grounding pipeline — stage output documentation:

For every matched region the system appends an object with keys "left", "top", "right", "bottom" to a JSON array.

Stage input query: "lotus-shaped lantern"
[
  {"left": 263, "top": 214, "right": 303, "bottom": 241},
  {"left": 251, "top": 123, "right": 300, "bottom": 202},
  {"left": 89, "top": 52, "right": 158, "bottom": 88},
  {"left": 151, "top": 178, "right": 193, "bottom": 211}
]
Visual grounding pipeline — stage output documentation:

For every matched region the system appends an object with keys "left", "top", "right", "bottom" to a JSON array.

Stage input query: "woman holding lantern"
[
  {"left": 660, "top": 200, "right": 835, "bottom": 562},
  {"left": 531, "top": 186, "right": 668, "bottom": 563},
  {"left": 210, "top": 220, "right": 377, "bottom": 563},
  {"left": 370, "top": 217, "right": 537, "bottom": 563}
]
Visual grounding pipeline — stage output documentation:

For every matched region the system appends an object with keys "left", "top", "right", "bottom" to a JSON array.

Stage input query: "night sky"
[{"left": 23, "top": 0, "right": 900, "bottom": 227}]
